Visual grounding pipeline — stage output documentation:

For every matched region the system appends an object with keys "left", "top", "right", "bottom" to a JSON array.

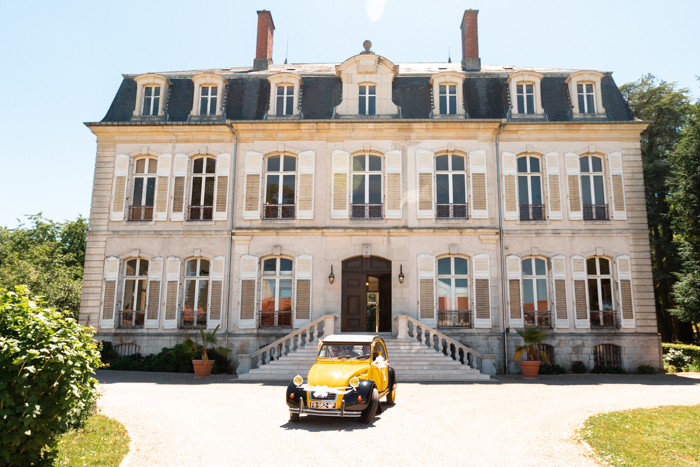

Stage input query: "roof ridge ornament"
[{"left": 361, "top": 40, "right": 374, "bottom": 54}]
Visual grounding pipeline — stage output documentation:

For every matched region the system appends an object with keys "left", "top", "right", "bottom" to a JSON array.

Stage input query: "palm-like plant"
[
  {"left": 183, "top": 324, "right": 231, "bottom": 365},
  {"left": 513, "top": 328, "right": 550, "bottom": 363}
]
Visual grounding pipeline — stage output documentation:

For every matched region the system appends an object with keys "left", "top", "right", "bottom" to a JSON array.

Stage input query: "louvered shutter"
[
  {"left": 545, "top": 152, "right": 562, "bottom": 220},
  {"left": 331, "top": 150, "right": 349, "bottom": 219},
  {"left": 297, "top": 150, "right": 315, "bottom": 219},
  {"left": 238, "top": 254, "right": 259, "bottom": 329},
  {"left": 469, "top": 150, "right": 488, "bottom": 219},
  {"left": 417, "top": 253, "right": 436, "bottom": 326},
  {"left": 416, "top": 149, "right": 435, "bottom": 219},
  {"left": 110, "top": 154, "right": 129, "bottom": 221},
  {"left": 566, "top": 152, "right": 582, "bottom": 220},
  {"left": 145, "top": 257, "right": 163, "bottom": 328},
  {"left": 163, "top": 257, "right": 182, "bottom": 329},
  {"left": 100, "top": 256, "right": 120, "bottom": 328},
  {"left": 243, "top": 151, "right": 262, "bottom": 220},
  {"left": 473, "top": 253, "right": 491, "bottom": 328},
  {"left": 572, "top": 255, "right": 589, "bottom": 328},
  {"left": 608, "top": 152, "right": 627, "bottom": 220},
  {"left": 294, "top": 254, "right": 312, "bottom": 327},
  {"left": 171, "top": 154, "right": 188, "bottom": 221},
  {"left": 214, "top": 153, "right": 231, "bottom": 221},
  {"left": 551, "top": 255, "right": 569, "bottom": 328},
  {"left": 208, "top": 256, "right": 225, "bottom": 329},
  {"left": 153, "top": 154, "right": 171, "bottom": 221},
  {"left": 507, "top": 255, "right": 523, "bottom": 327},
  {"left": 385, "top": 150, "right": 402, "bottom": 219},
  {"left": 616, "top": 255, "right": 634, "bottom": 328},
  {"left": 502, "top": 152, "right": 518, "bottom": 220}
]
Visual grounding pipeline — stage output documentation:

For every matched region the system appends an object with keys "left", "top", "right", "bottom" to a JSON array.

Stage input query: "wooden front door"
[{"left": 342, "top": 274, "right": 366, "bottom": 332}]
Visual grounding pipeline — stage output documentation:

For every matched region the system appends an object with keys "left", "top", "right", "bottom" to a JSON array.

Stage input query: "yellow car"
[{"left": 286, "top": 335, "right": 397, "bottom": 423}]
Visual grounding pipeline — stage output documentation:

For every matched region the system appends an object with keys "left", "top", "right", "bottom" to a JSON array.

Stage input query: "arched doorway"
[{"left": 341, "top": 256, "right": 392, "bottom": 332}]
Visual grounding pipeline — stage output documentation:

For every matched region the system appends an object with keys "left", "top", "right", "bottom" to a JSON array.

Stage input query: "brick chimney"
[
  {"left": 254, "top": 10, "right": 275, "bottom": 70},
  {"left": 460, "top": 10, "right": 481, "bottom": 71}
]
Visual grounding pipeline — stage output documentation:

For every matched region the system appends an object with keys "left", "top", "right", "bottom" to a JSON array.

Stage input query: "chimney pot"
[
  {"left": 254, "top": 10, "right": 275, "bottom": 70},
  {"left": 460, "top": 9, "right": 481, "bottom": 71}
]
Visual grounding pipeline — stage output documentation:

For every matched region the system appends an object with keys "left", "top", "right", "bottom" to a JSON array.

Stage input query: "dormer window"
[
  {"left": 267, "top": 73, "right": 302, "bottom": 118},
  {"left": 507, "top": 72, "right": 544, "bottom": 118},
  {"left": 132, "top": 74, "right": 170, "bottom": 120},
  {"left": 142, "top": 86, "right": 161, "bottom": 116},
  {"left": 334, "top": 49, "right": 399, "bottom": 118},
  {"left": 565, "top": 71, "right": 606, "bottom": 117},
  {"left": 276, "top": 85, "right": 294, "bottom": 116},
  {"left": 199, "top": 86, "right": 218, "bottom": 116},
  {"left": 577, "top": 83, "right": 595, "bottom": 114},
  {"left": 516, "top": 84, "right": 535, "bottom": 114},
  {"left": 439, "top": 85, "right": 458, "bottom": 115},
  {"left": 190, "top": 74, "right": 227, "bottom": 119},
  {"left": 429, "top": 71, "right": 465, "bottom": 118},
  {"left": 359, "top": 85, "right": 376, "bottom": 115}
]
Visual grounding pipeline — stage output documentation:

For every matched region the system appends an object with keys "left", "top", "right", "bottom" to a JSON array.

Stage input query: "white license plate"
[{"left": 310, "top": 401, "right": 335, "bottom": 409}]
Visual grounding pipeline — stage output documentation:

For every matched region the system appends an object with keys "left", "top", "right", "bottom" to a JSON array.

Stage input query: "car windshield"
[{"left": 318, "top": 344, "right": 372, "bottom": 360}]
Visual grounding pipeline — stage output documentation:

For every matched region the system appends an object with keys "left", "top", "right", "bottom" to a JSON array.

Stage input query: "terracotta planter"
[
  {"left": 192, "top": 360, "right": 214, "bottom": 378},
  {"left": 518, "top": 360, "right": 541, "bottom": 379}
]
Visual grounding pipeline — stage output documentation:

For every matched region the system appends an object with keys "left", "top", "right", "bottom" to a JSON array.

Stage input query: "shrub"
[
  {"left": 637, "top": 365, "right": 656, "bottom": 374},
  {"left": 100, "top": 341, "right": 119, "bottom": 364},
  {"left": 0, "top": 287, "right": 102, "bottom": 466},
  {"left": 105, "top": 344, "right": 230, "bottom": 374},
  {"left": 539, "top": 363, "right": 568, "bottom": 375},
  {"left": 591, "top": 364, "right": 627, "bottom": 374},
  {"left": 662, "top": 343, "right": 700, "bottom": 372},
  {"left": 571, "top": 361, "right": 587, "bottom": 374}
]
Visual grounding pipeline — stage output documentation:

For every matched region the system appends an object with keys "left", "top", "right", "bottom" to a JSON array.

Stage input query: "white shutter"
[
  {"left": 572, "top": 255, "right": 589, "bottom": 328},
  {"left": 214, "top": 153, "right": 231, "bottom": 221},
  {"left": 545, "top": 152, "right": 562, "bottom": 220},
  {"left": 238, "top": 254, "right": 259, "bottom": 329},
  {"left": 608, "top": 152, "right": 627, "bottom": 220},
  {"left": 416, "top": 149, "right": 435, "bottom": 219},
  {"left": 566, "top": 152, "right": 582, "bottom": 220},
  {"left": 385, "top": 150, "right": 402, "bottom": 219},
  {"left": 507, "top": 255, "right": 523, "bottom": 328},
  {"left": 473, "top": 253, "right": 491, "bottom": 328},
  {"left": 469, "top": 150, "right": 488, "bottom": 219},
  {"left": 110, "top": 154, "right": 129, "bottom": 221},
  {"left": 297, "top": 150, "right": 315, "bottom": 219},
  {"left": 243, "top": 151, "right": 262, "bottom": 220},
  {"left": 100, "top": 256, "right": 120, "bottom": 328},
  {"left": 502, "top": 152, "right": 518, "bottom": 221},
  {"left": 616, "top": 255, "right": 634, "bottom": 328},
  {"left": 331, "top": 150, "right": 349, "bottom": 219},
  {"left": 153, "top": 154, "right": 171, "bottom": 221},
  {"left": 208, "top": 256, "right": 225, "bottom": 329},
  {"left": 145, "top": 257, "right": 163, "bottom": 328},
  {"left": 294, "top": 254, "right": 313, "bottom": 327},
  {"left": 417, "top": 253, "right": 436, "bottom": 326},
  {"left": 163, "top": 256, "right": 182, "bottom": 329},
  {"left": 551, "top": 255, "right": 569, "bottom": 328},
  {"left": 171, "top": 154, "right": 188, "bottom": 221}
]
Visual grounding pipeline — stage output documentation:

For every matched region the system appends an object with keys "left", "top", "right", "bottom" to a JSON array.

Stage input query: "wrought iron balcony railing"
[
  {"left": 437, "top": 310, "right": 473, "bottom": 328},
  {"left": 128, "top": 206, "right": 153, "bottom": 221},
  {"left": 519, "top": 204, "right": 545, "bottom": 221},
  {"left": 263, "top": 204, "right": 295, "bottom": 220},
  {"left": 118, "top": 310, "right": 145, "bottom": 329},
  {"left": 583, "top": 204, "right": 609, "bottom": 221},
  {"left": 351, "top": 204, "right": 383, "bottom": 219},
  {"left": 590, "top": 310, "right": 619, "bottom": 329},
  {"left": 188, "top": 205, "right": 213, "bottom": 221},
  {"left": 259, "top": 311, "right": 293, "bottom": 327},
  {"left": 179, "top": 310, "right": 207, "bottom": 329},
  {"left": 524, "top": 310, "right": 552, "bottom": 328},
  {"left": 436, "top": 203, "right": 469, "bottom": 219}
]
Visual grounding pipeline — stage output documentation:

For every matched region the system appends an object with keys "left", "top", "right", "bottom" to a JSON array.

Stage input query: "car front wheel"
[{"left": 359, "top": 387, "right": 379, "bottom": 424}]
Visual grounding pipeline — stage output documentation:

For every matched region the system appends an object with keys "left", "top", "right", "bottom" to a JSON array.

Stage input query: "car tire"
[
  {"left": 386, "top": 382, "right": 396, "bottom": 406},
  {"left": 359, "top": 387, "right": 379, "bottom": 424},
  {"left": 289, "top": 411, "right": 300, "bottom": 422}
]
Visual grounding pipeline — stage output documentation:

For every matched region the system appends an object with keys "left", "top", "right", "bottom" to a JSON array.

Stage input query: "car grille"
[{"left": 309, "top": 392, "right": 337, "bottom": 401}]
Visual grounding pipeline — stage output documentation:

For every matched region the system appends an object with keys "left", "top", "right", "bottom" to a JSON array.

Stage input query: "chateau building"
[{"left": 80, "top": 10, "right": 661, "bottom": 374}]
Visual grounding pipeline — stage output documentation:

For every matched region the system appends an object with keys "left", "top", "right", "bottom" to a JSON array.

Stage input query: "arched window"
[
  {"left": 435, "top": 153, "right": 468, "bottom": 219},
  {"left": 593, "top": 343, "right": 621, "bottom": 368},
  {"left": 264, "top": 155, "right": 296, "bottom": 219},
  {"left": 580, "top": 155, "right": 607, "bottom": 220},
  {"left": 518, "top": 155, "right": 544, "bottom": 220},
  {"left": 538, "top": 343, "right": 554, "bottom": 365},
  {"left": 437, "top": 256, "right": 470, "bottom": 328},
  {"left": 183, "top": 258, "right": 209, "bottom": 328},
  {"left": 359, "top": 85, "right": 376, "bottom": 115},
  {"left": 121, "top": 258, "right": 148, "bottom": 328},
  {"left": 351, "top": 154, "right": 383, "bottom": 219},
  {"left": 522, "top": 257, "right": 550, "bottom": 327},
  {"left": 189, "top": 157, "right": 216, "bottom": 221},
  {"left": 129, "top": 158, "right": 157, "bottom": 221},
  {"left": 260, "top": 257, "right": 293, "bottom": 327},
  {"left": 587, "top": 257, "right": 615, "bottom": 327}
]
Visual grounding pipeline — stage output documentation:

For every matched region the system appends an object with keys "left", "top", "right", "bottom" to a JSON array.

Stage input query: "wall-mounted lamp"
[
  {"left": 398, "top": 265, "right": 405, "bottom": 284},
  {"left": 329, "top": 265, "right": 335, "bottom": 285}
]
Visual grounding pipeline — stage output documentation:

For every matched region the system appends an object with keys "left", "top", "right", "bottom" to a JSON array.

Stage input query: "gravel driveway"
[{"left": 96, "top": 371, "right": 700, "bottom": 467}]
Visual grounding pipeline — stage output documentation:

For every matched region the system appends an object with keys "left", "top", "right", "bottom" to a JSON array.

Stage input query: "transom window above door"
[
  {"left": 517, "top": 156, "right": 544, "bottom": 220},
  {"left": 130, "top": 158, "right": 157, "bottom": 221},
  {"left": 359, "top": 85, "right": 376, "bottom": 115},
  {"left": 275, "top": 85, "right": 294, "bottom": 116},
  {"left": 435, "top": 154, "right": 467, "bottom": 219},
  {"left": 351, "top": 154, "right": 382, "bottom": 219},
  {"left": 439, "top": 84, "right": 457, "bottom": 115},
  {"left": 189, "top": 157, "right": 216, "bottom": 221},
  {"left": 264, "top": 155, "right": 296, "bottom": 219}
]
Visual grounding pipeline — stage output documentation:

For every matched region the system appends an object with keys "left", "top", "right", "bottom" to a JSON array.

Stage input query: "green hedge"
[
  {"left": 103, "top": 343, "right": 230, "bottom": 374},
  {"left": 662, "top": 343, "right": 700, "bottom": 372}
]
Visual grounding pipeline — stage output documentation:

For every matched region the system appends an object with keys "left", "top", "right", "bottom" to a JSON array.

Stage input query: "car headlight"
[
  {"left": 293, "top": 375, "right": 304, "bottom": 386},
  {"left": 349, "top": 376, "right": 360, "bottom": 389}
]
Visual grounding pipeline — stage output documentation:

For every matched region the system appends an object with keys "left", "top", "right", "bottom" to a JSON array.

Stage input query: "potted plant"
[
  {"left": 184, "top": 324, "right": 231, "bottom": 378},
  {"left": 513, "top": 328, "right": 550, "bottom": 378}
]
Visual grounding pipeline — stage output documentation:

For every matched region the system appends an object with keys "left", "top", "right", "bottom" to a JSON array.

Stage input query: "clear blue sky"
[{"left": 1, "top": 0, "right": 698, "bottom": 228}]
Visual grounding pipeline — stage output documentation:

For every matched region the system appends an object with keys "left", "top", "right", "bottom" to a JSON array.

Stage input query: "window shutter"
[
  {"left": 145, "top": 257, "right": 163, "bottom": 328},
  {"left": 208, "top": 255, "right": 225, "bottom": 329},
  {"left": 153, "top": 154, "right": 171, "bottom": 221},
  {"left": 331, "top": 150, "right": 350, "bottom": 219},
  {"left": 545, "top": 152, "right": 562, "bottom": 220},
  {"left": 608, "top": 152, "right": 627, "bottom": 220},
  {"left": 571, "top": 255, "right": 589, "bottom": 328},
  {"left": 297, "top": 150, "right": 315, "bottom": 219},
  {"left": 502, "top": 152, "right": 518, "bottom": 220},
  {"left": 507, "top": 255, "right": 523, "bottom": 327},
  {"left": 100, "top": 256, "right": 120, "bottom": 328},
  {"left": 243, "top": 151, "right": 263, "bottom": 220},
  {"left": 473, "top": 253, "right": 492, "bottom": 328},
  {"left": 469, "top": 150, "right": 488, "bottom": 219},
  {"left": 171, "top": 154, "right": 188, "bottom": 221},
  {"left": 163, "top": 256, "right": 182, "bottom": 329},
  {"left": 385, "top": 150, "right": 402, "bottom": 219},
  {"left": 110, "top": 154, "right": 129, "bottom": 222},
  {"left": 417, "top": 253, "right": 436, "bottom": 326},
  {"left": 213, "top": 153, "right": 231, "bottom": 221},
  {"left": 551, "top": 254, "right": 569, "bottom": 328},
  {"left": 238, "top": 254, "right": 259, "bottom": 329},
  {"left": 294, "top": 254, "right": 313, "bottom": 327},
  {"left": 616, "top": 255, "right": 634, "bottom": 328},
  {"left": 416, "top": 149, "right": 435, "bottom": 219},
  {"left": 566, "top": 152, "right": 582, "bottom": 220}
]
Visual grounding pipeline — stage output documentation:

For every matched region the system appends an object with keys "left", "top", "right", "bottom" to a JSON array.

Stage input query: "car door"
[{"left": 370, "top": 340, "right": 389, "bottom": 392}]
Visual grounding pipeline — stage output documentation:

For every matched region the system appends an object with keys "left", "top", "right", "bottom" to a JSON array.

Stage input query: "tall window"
[
  {"left": 577, "top": 83, "right": 595, "bottom": 114},
  {"left": 121, "top": 258, "right": 148, "bottom": 328},
  {"left": 437, "top": 256, "right": 470, "bottom": 327},
  {"left": 200, "top": 85, "right": 218, "bottom": 116},
  {"left": 439, "top": 84, "right": 457, "bottom": 115},
  {"left": 264, "top": 155, "right": 296, "bottom": 219},
  {"left": 516, "top": 84, "right": 534, "bottom": 114},
  {"left": 580, "top": 155, "right": 607, "bottom": 220},
  {"left": 435, "top": 154, "right": 467, "bottom": 219},
  {"left": 522, "top": 258, "right": 549, "bottom": 327},
  {"left": 275, "top": 85, "right": 294, "bottom": 116},
  {"left": 142, "top": 86, "right": 160, "bottom": 116},
  {"left": 587, "top": 257, "right": 614, "bottom": 327},
  {"left": 260, "top": 257, "right": 293, "bottom": 326},
  {"left": 183, "top": 258, "right": 209, "bottom": 328},
  {"left": 351, "top": 154, "right": 382, "bottom": 219},
  {"left": 518, "top": 156, "right": 543, "bottom": 220},
  {"left": 359, "top": 85, "right": 376, "bottom": 115},
  {"left": 189, "top": 157, "right": 216, "bottom": 221},
  {"left": 130, "top": 158, "right": 156, "bottom": 221}
]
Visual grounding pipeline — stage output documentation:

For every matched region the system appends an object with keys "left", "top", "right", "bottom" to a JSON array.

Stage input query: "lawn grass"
[
  {"left": 57, "top": 414, "right": 130, "bottom": 467},
  {"left": 581, "top": 404, "right": 700, "bottom": 466}
]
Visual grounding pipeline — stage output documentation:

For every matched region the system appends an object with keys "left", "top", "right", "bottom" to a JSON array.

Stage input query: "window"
[
  {"left": 517, "top": 84, "right": 535, "bottom": 114},
  {"left": 359, "top": 85, "right": 376, "bottom": 115},
  {"left": 439, "top": 84, "right": 457, "bottom": 115},
  {"left": 518, "top": 156, "right": 544, "bottom": 220},
  {"left": 183, "top": 258, "right": 209, "bottom": 328},
  {"left": 351, "top": 154, "right": 382, "bottom": 218},
  {"left": 587, "top": 257, "right": 615, "bottom": 327},
  {"left": 121, "top": 258, "right": 148, "bottom": 328},
  {"left": 129, "top": 158, "right": 156, "bottom": 221},
  {"left": 142, "top": 86, "right": 160, "bottom": 116},
  {"left": 593, "top": 343, "right": 622, "bottom": 368},
  {"left": 189, "top": 157, "right": 216, "bottom": 221},
  {"left": 275, "top": 85, "right": 294, "bottom": 116},
  {"left": 577, "top": 83, "right": 595, "bottom": 114},
  {"left": 522, "top": 258, "right": 550, "bottom": 327},
  {"left": 565, "top": 71, "right": 605, "bottom": 117},
  {"left": 437, "top": 256, "right": 471, "bottom": 328},
  {"left": 132, "top": 74, "right": 169, "bottom": 119},
  {"left": 264, "top": 155, "right": 296, "bottom": 219},
  {"left": 199, "top": 86, "right": 218, "bottom": 116},
  {"left": 580, "top": 155, "right": 608, "bottom": 220},
  {"left": 260, "top": 257, "right": 293, "bottom": 326},
  {"left": 435, "top": 154, "right": 467, "bottom": 219}
]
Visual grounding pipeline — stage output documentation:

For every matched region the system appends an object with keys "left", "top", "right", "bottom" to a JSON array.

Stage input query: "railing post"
[
  {"left": 481, "top": 355, "right": 497, "bottom": 375},
  {"left": 236, "top": 354, "right": 252, "bottom": 375},
  {"left": 323, "top": 315, "right": 337, "bottom": 338},
  {"left": 395, "top": 315, "right": 409, "bottom": 339}
]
